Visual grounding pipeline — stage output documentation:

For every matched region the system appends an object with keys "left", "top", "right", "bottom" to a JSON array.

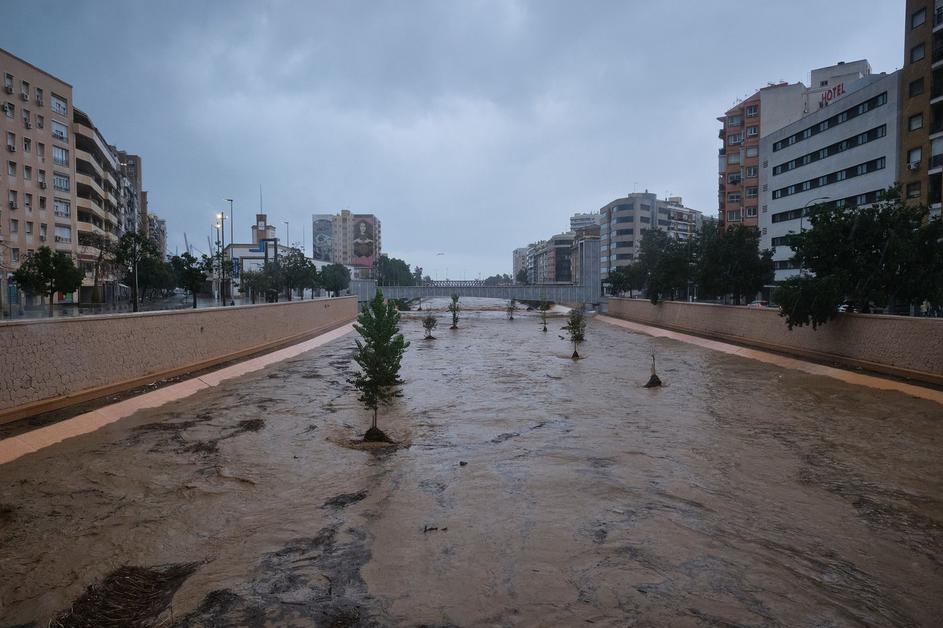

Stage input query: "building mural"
[
  {"left": 312, "top": 217, "right": 333, "bottom": 261},
  {"left": 351, "top": 216, "right": 377, "bottom": 267}
]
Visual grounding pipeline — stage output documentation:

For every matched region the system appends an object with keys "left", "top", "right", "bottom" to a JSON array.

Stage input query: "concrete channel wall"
[
  {"left": 0, "top": 297, "right": 358, "bottom": 423},
  {"left": 607, "top": 298, "right": 943, "bottom": 386}
]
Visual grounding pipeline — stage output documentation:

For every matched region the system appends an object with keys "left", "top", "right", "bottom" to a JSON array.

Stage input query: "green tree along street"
[
  {"left": 12, "top": 246, "right": 85, "bottom": 316},
  {"left": 320, "top": 263, "right": 351, "bottom": 297},
  {"left": 280, "top": 249, "right": 316, "bottom": 300},
  {"left": 376, "top": 255, "right": 416, "bottom": 286},
  {"left": 515, "top": 268, "right": 530, "bottom": 285},
  {"left": 694, "top": 221, "right": 774, "bottom": 304},
  {"left": 351, "top": 289, "right": 409, "bottom": 442},
  {"left": 170, "top": 252, "right": 209, "bottom": 309},
  {"left": 638, "top": 229, "right": 692, "bottom": 304},
  {"left": 113, "top": 232, "right": 160, "bottom": 313},
  {"left": 775, "top": 191, "right": 943, "bottom": 329}
]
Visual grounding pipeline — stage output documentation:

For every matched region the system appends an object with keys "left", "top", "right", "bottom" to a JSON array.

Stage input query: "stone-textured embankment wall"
[
  {"left": 606, "top": 298, "right": 943, "bottom": 386},
  {"left": 0, "top": 297, "right": 358, "bottom": 422}
]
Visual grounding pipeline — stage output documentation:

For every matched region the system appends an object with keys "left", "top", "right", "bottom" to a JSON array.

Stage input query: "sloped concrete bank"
[
  {"left": 0, "top": 297, "right": 358, "bottom": 423},
  {"left": 607, "top": 298, "right": 943, "bottom": 387}
]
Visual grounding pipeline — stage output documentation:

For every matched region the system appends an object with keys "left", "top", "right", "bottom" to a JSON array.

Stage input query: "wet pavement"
[{"left": 1, "top": 300, "right": 942, "bottom": 626}]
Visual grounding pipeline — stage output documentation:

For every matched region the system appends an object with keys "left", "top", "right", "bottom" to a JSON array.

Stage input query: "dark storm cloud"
[{"left": 5, "top": 1, "right": 902, "bottom": 276}]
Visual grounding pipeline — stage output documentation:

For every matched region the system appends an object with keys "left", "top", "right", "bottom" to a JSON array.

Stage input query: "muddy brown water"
[{"left": 1, "top": 303, "right": 942, "bottom": 626}]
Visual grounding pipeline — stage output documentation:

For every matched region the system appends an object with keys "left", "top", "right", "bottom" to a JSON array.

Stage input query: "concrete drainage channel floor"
[{"left": 1, "top": 304, "right": 941, "bottom": 626}]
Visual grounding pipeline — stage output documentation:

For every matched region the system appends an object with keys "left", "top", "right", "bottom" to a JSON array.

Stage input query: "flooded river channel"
[{"left": 1, "top": 302, "right": 942, "bottom": 626}]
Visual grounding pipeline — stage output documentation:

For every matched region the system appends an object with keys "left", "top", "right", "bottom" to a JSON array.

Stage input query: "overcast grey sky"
[{"left": 6, "top": 1, "right": 903, "bottom": 278}]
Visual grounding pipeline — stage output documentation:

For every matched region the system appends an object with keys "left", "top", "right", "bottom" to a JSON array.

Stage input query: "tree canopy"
[
  {"left": 321, "top": 263, "right": 351, "bottom": 296},
  {"left": 13, "top": 246, "right": 84, "bottom": 315},
  {"left": 775, "top": 190, "right": 943, "bottom": 328}
]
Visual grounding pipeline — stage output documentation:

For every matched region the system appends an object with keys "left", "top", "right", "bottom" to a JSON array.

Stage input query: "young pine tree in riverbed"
[
  {"left": 422, "top": 312, "right": 438, "bottom": 339},
  {"left": 448, "top": 294, "right": 461, "bottom": 329},
  {"left": 352, "top": 290, "right": 410, "bottom": 442},
  {"left": 562, "top": 305, "right": 587, "bottom": 359}
]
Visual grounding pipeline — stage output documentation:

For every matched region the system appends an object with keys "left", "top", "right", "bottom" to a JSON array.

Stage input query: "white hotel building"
[{"left": 759, "top": 70, "right": 901, "bottom": 282}]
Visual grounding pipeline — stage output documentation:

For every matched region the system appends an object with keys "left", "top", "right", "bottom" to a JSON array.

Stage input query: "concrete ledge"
[
  {"left": 606, "top": 298, "right": 943, "bottom": 387},
  {"left": 0, "top": 297, "right": 358, "bottom": 423}
]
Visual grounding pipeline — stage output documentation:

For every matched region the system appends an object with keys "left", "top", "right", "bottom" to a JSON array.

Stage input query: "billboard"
[
  {"left": 351, "top": 215, "right": 377, "bottom": 267},
  {"left": 312, "top": 216, "right": 333, "bottom": 261}
]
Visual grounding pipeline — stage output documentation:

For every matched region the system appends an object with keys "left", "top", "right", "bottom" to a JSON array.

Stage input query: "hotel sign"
[{"left": 819, "top": 83, "right": 845, "bottom": 107}]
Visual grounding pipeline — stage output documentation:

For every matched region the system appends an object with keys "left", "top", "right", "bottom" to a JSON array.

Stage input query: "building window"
[
  {"left": 53, "top": 146, "right": 69, "bottom": 166},
  {"left": 911, "top": 43, "right": 926, "bottom": 63},
  {"left": 745, "top": 105, "right": 758, "bottom": 117},
  {"left": 54, "top": 198, "right": 71, "bottom": 217},
  {"left": 53, "top": 173, "right": 70, "bottom": 192},
  {"left": 727, "top": 173, "right": 741, "bottom": 184},
  {"left": 746, "top": 187, "right": 758, "bottom": 198},
  {"left": 7, "top": 161, "right": 14, "bottom": 177},
  {"left": 51, "top": 121, "right": 68, "bottom": 142},
  {"left": 35, "top": 87, "right": 43, "bottom": 105},
  {"left": 727, "top": 115, "right": 743, "bottom": 127},
  {"left": 745, "top": 147, "right": 758, "bottom": 157},
  {"left": 746, "top": 126, "right": 758, "bottom": 137},
  {"left": 51, "top": 93, "right": 68, "bottom": 116},
  {"left": 10, "top": 219, "right": 18, "bottom": 234},
  {"left": 6, "top": 131, "right": 15, "bottom": 149},
  {"left": 728, "top": 133, "right": 742, "bottom": 145},
  {"left": 910, "top": 78, "right": 925, "bottom": 97},
  {"left": 39, "top": 196, "right": 46, "bottom": 210},
  {"left": 908, "top": 147, "right": 923, "bottom": 165},
  {"left": 727, "top": 153, "right": 741, "bottom": 165},
  {"left": 745, "top": 206, "right": 758, "bottom": 217},
  {"left": 913, "top": 8, "right": 927, "bottom": 28},
  {"left": 22, "top": 137, "right": 30, "bottom": 153},
  {"left": 726, "top": 210, "right": 742, "bottom": 222},
  {"left": 909, "top": 113, "right": 924, "bottom": 131},
  {"left": 745, "top": 166, "right": 758, "bottom": 178},
  {"left": 36, "top": 143, "right": 44, "bottom": 158},
  {"left": 25, "top": 221, "right": 32, "bottom": 235},
  {"left": 727, "top": 193, "right": 741, "bottom": 203},
  {"left": 3, "top": 74, "right": 12, "bottom": 89},
  {"left": 3, "top": 102, "right": 11, "bottom": 119},
  {"left": 36, "top": 114, "right": 44, "bottom": 129},
  {"left": 907, "top": 182, "right": 922, "bottom": 198},
  {"left": 23, "top": 165, "right": 31, "bottom": 180}
]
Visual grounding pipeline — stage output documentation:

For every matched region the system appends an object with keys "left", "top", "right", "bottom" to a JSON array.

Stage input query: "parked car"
[
  {"left": 837, "top": 302, "right": 859, "bottom": 313},
  {"left": 747, "top": 300, "right": 770, "bottom": 309}
]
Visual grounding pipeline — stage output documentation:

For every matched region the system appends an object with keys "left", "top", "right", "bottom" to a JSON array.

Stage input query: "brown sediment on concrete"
[
  {"left": 0, "top": 323, "right": 354, "bottom": 466},
  {"left": 597, "top": 314, "right": 943, "bottom": 405}
]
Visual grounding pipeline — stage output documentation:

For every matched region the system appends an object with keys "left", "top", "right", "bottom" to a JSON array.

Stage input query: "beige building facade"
[{"left": 2, "top": 48, "right": 78, "bottom": 306}]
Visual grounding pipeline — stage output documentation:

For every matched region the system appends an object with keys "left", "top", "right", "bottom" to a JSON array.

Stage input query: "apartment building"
[
  {"left": 512, "top": 246, "right": 529, "bottom": 282},
  {"left": 569, "top": 211, "right": 600, "bottom": 232},
  {"left": 718, "top": 61, "right": 873, "bottom": 228},
  {"left": 1, "top": 48, "right": 78, "bottom": 306},
  {"left": 148, "top": 213, "right": 167, "bottom": 258},
  {"left": 599, "top": 192, "right": 702, "bottom": 279},
  {"left": 900, "top": 0, "right": 943, "bottom": 217},
  {"left": 311, "top": 209, "right": 381, "bottom": 278},
  {"left": 759, "top": 71, "right": 901, "bottom": 281}
]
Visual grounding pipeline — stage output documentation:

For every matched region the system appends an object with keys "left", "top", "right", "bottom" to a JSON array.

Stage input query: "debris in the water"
[
  {"left": 459, "top": 461, "right": 468, "bottom": 466},
  {"left": 644, "top": 352, "right": 662, "bottom": 388}
]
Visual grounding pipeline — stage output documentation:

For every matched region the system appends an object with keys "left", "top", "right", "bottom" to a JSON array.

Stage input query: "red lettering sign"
[{"left": 820, "top": 83, "right": 845, "bottom": 107}]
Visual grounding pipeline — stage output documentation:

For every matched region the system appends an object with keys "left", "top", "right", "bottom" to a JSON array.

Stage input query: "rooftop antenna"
[{"left": 259, "top": 184, "right": 263, "bottom": 212}]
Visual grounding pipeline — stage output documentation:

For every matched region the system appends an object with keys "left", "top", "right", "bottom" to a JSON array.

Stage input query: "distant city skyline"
[{"left": 4, "top": 1, "right": 902, "bottom": 276}]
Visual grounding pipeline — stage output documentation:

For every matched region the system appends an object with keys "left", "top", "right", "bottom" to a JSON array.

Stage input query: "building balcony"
[
  {"left": 75, "top": 149, "right": 104, "bottom": 178},
  {"left": 76, "top": 173, "right": 106, "bottom": 201}
]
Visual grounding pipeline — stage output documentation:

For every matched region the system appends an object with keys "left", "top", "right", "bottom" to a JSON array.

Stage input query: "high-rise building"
[
  {"left": 512, "top": 246, "right": 530, "bottom": 282},
  {"left": 760, "top": 71, "right": 901, "bottom": 282},
  {"left": 147, "top": 213, "right": 167, "bottom": 258},
  {"left": 311, "top": 209, "right": 381, "bottom": 276},
  {"left": 569, "top": 211, "right": 600, "bottom": 232},
  {"left": 899, "top": 1, "right": 942, "bottom": 218},
  {"left": 1, "top": 48, "right": 78, "bottom": 305},
  {"left": 718, "top": 61, "right": 873, "bottom": 228},
  {"left": 599, "top": 192, "right": 702, "bottom": 279}
]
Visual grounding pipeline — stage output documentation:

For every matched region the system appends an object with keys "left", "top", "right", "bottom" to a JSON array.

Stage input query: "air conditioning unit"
[
  {"left": 53, "top": 132, "right": 64, "bottom": 140},
  {"left": 36, "top": 98, "right": 43, "bottom": 106},
  {"left": 8, "top": 201, "right": 17, "bottom": 209},
  {"left": 6, "top": 144, "right": 14, "bottom": 152},
  {"left": 55, "top": 235, "right": 62, "bottom": 242},
  {"left": 39, "top": 182, "right": 47, "bottom": 189},
  {"left": 24, "top": 122, "right": 31, "bottom": 129},
  {"left": 39, "top": 235, "right": 46, "bottom": 241},
  {"left": 20, "top": 93, "right": 28, "bottom": 102},
  {"left": 36, "top": 121, "right": 43, "bottom": 128},
  {"left": 3, "top": 86, "right": 12, "bottom": 94},
  {"left": 908, "top": 161, "right": 921, "bottom": 171}
]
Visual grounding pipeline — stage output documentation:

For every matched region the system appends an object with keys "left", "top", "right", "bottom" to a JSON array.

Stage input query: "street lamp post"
[
  {"left": 216, "top": 212, "right": 226, "bottom": 305},
  {"left": 284, "top": 221, "right": 290, "bottom": 250},
  {"left": 226, "top": 199, "right": 234, "bottom": 305}
]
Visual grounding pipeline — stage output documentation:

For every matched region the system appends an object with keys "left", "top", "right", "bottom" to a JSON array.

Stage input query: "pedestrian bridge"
[{"left": 350, "top": 280, "right": 601, "bottom": 308}]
